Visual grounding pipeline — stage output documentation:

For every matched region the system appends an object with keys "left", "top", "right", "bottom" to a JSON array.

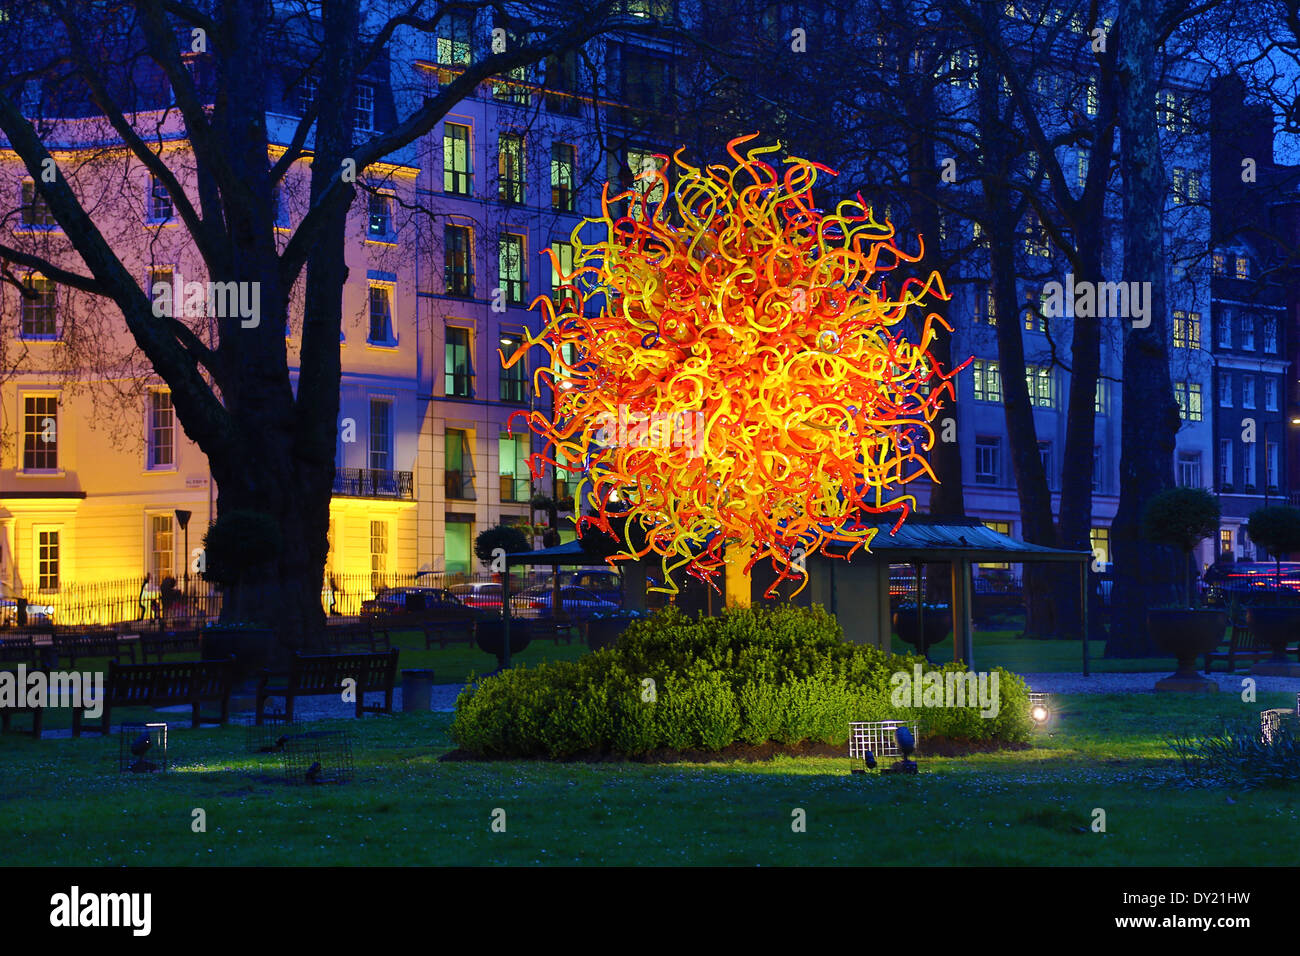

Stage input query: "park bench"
[
  {"left": 1204, "top": 615, "right": 1275, "bottom": 673},
  {"left": 320, "top": 621, "right": 390, "bottom": 654},
  {"left": 72, "top": 658, "right": 237, "bottom": 737},
  {"left": 139, "top": 628, "right": 204, "bottom": 663},
  {"left": 0, "top": 635, "right": 40, "bottom": 666},
  {"left": 255, "top": 649, "right": 399, "bottom": 724},
  {"left": 52, "top": 630, "right": 136, "bottom": 668},
  {"left": 366, "top": 614, "right": 475, "bottom": 651}
]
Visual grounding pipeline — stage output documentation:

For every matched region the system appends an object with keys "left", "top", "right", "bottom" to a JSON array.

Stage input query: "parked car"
[
  {"left": 448, "top": 582, "right": 507, "bottom": 611},
  {"left": 510, "top": 585, "right": 621, "bottom": 620},
  {"left": 556, "top": 569, "right": 623, "bottom": 602},
  {"left": 1203, "top": 561, "right": 1300, "bottom": 606},
  {"left": 360, "top": 587, "right": 478, "bottom": 620},
  {"left": 0, "top": 598, "right": 54, "bottom": 627}
]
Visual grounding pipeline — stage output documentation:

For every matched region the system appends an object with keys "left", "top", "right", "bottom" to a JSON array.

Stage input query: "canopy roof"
[{"left": 506, "top": 516, "right": 1089, "bottom": 567}]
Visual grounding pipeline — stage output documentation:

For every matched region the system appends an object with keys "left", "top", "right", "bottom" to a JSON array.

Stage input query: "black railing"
[
  {"left": 500, "top": 475, "right": 532, "bottom": 502},
  {"left": 333, "top": 468, "right": 414, "bottom": 499}
]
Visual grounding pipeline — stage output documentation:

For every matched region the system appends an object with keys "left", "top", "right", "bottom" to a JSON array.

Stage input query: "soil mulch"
[{"left": 439, "top": 736, "right": 1030, "bottom": 764}]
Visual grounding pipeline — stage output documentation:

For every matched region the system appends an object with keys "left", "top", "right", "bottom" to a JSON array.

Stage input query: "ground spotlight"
[{"left": 1029, "top": 692, "right": 1051, "bottom": 727}]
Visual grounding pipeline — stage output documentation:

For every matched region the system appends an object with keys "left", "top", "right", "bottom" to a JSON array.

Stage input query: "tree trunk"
[{"left": 1106, "top": 0, "right": 1182, "bottom": 656}]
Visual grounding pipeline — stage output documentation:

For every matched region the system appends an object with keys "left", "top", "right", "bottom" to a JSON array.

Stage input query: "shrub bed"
[{"left": 450, "top": 605, "right": 1033, "bottom": 759}]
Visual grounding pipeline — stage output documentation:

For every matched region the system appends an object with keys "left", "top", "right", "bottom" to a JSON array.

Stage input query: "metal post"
[
  {"left": 502, "top": 563, "right": 512, "bottom": 671},
  {"left": 1081, "top": 559, "right": 1091, "bottom": 678}
]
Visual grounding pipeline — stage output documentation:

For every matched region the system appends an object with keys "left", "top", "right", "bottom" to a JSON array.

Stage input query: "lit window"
[
  {"left": 150, "top": 514, "right": 175, "bottom": 583},
  {"left": 550, "top": 240, "right": 574, "bottom": 307},
  {"left": 972, "top": 359, "right": 1002, "bottom": 402},
  {"left": 1212, "top": 251, "right": 1226, "bottom": 275},
  {"left": 367, "top": 192, "right": 392, "bottom": 239},
  {"left": 551, "top": 143, "right": 576, "bottom": 212},
  {"left": 1172, "top": 167, "right": 1199, "bottom": 205},
  {"left": 1235, "top": 256, "right": 1250, "bottom": 279},
  {"left": 499, "top": 334, "right": 526, "bottom": 403},
  {"left": 498, "top": 133, "right": 525, "bottom": 204},
  {"left": 369, "top": 520, "right": 388, "bottom": 589},
  {"left": 444, "top": 124, "right": 472, "bottom": 195},
  {"left": 1090, "top": 526, "right": 1110, "bottom": 565},
  {"left": 37, "top": 529, "right": 59, "bottom": 591},
  {"left": 444, "top": 225, "right": 473, "bottom": 297},
  {"left": 1174, "top": 381, "right": 1203, "bottom": 421},
  {"left": 1172, "top": 310, "right": 1200, "bottom": 349},
  {"left": 1026, "top": 365, "right": 1054, "bottom": 407},
  {"left": 498, "top": 233, "right": 525, "bottom": 305},
  {"left": 445, "top": 327, "right": 473, "bottom": 397},
  {"left": 148, "top": 174, "right": 173, "bottom": 221},
  {"left": 436, "top": 10, "right": 474, "bottom": 77},
  {"left": 148, "top": 390, "right": 175, "bottom": 469}
]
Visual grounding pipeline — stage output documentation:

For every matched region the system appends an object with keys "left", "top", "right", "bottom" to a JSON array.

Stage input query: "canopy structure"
[{"left": 501, "top": 516, "right": 1094, "bottom": 673}]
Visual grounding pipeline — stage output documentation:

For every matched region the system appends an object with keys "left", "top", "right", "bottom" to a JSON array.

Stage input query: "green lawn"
[{"left": 2, "top": 690, "right": 1297, "bottom": 866}]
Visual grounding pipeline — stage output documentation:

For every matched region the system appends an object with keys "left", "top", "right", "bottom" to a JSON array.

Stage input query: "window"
[
  {"left": 20, "top": 275, "right": 57, "bottom": 339},
  {"left": 974, "top": 437, "right": 1000, "bottom": 484},
  {"left": 608, "top": 41, "right": 673, "bottom": 123},
  {"left": 367, "top": 192, "right": 392, "bottom": 239},
  {"left": 492, "top": 26, "right": 529, "bottom": 104},
  {"left": 1022, "top": 212, "right": 1050, "bottom": 257},
  {"left": 353, "top": 83, "right": 374, "bottom": 132},
  {"left": 445, "top": 428, "right": 475, "bottom": 499},
  {"left": 1038, "top": 441, "right": 1053, "bottom": 488},
  {"left": 551, "top": 143, "right": 576, "bottom": 212},
  {"left": 499, "top": 333, "right": 526, "bottom": 403},
  {"left": 975, "top": 284, "right": 996, "bottom": 326},
  {"left": 1242, "top": 375, "right": 1255, "bottom": 409},
  {"left": 1174, "top": 381, "right": 1203, "bottom": 421},
  {"left": 498, "top": 233, "right": 525, "bottom": 305},
  {"left": 1265, "top": 377, "right": 1280, "bottom": 411},
  {"left": 1220, "top": 528, "right": 1233, "bottom": 556},
  {"left": 1086, "top": 77, "right": 1098, "bottom": 116},
  {"left": 150, "top": 514, "right": 175, "bottom": 583},
  {"left": 1219, "top": 439, "right": 1233, "bottom": 488},
  {"left": 1267, "top": 441, "right": 1280, "bottom": 490},
  {"left": 368, "top": 285, "right": 393, "bottom": 343},
  {"left": 369, "top": 520, "right": 388, "bottom": 589},
  {"left": 626, "top": 148, "right": 666, "bottom": 216},
  {"left": 36, "top": 529, "right": 59, "bottom": 591},
  {"left": 1239, "top": 315, "right": 1256, "bottom": 350},
  {"left": 544, "top": 50, "right": 579, "bottom": 113},
  {"left": 1076, "top": 151, "right": 1088, "bottom": 191},
  {"left": 498, "top": 133, "right": 525, "bottom": 204},
  {"left": 550, "top": 240, "right": 574, "bottom": 306},
  {"left": 148, "top": 174, "right": 173, "bottom": 221},
  {"left": 444, "top": 225, "right": 473, "bottom": 296},
  {"left": 445, "top": 327, "right": 472, "bottom": 397},
  {"left": 444, "top": 124, "right": 472, "bottom": 195},
  {"left": 23, "top": 395, "right": 58, "bottom": 471},
  {"left": 1172, "top": 310, "right": 1200, "bottom": 349},
  {"left": 1264, "top": 318, "right": 1278, "bottom": 353},
  {"left": 499, "top": 433, "right": 531, "bottom": 501},
  {"left": 1092, "top": 445, "right": 1103, "bottom": 491},
  {"left": 148, "top": 390, "right": 175, "bottom": 469},
  {"left": 972, "top": 359, "right": 1001, "bottom": 402},
  {"left": 295, "top": 72, "right": 318, "bottom": 116},
  {"left": 1212, "top": 251, "right": 1226, "bottom": 275},
  {"left": 1094, "top": 380, "right": 1107, "bottom": 415},
  {"left": 20, "top": 180, "right": 56, "bottom": 227},
  {"left": 1244, "top": 447, "right": 1257, "bottom": 488},
  {"left": 1026, "top": 365, "right": 1054, "bottom": 407},
  {"left": 1216, "top": 313, "right": 1232, "bottom": 349},
  {"left": 369, "top": 399, "right": 392, "bottom": 472},
  {"left": 1159, "top": 90, "right": 1192, "bottom": 133},
  {"left": 981, "top": 519, "right": 1012, "bottom": 569},
  {"left": 1177, "top": 452, "right": 1202, "bottom": 488},
  {"left": 436, "top": 8, "right": 474, "bottom": 75},
  {"left": 1090, "top": 527, "right": 1110, "bottom": 566},
  {"left": 1217, "top": 371, "right": 1232, "bottom": 408},
  {"left": 1171, "top": 167, "right": 1199, "bottom": 205},
  {"left": 1024, "top": 292, "right": 1046, "bottom": 332},
  {"left": 1236, "top": 256, "right": 1250, "bottom": 279}
]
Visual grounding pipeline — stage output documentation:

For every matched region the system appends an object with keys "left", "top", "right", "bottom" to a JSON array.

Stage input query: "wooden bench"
[
  {"left": 138, "top": 629, "right": 203, "bottom": 663},
  {"left": 255, "top": 649, "right": 399, "bottom": 724},
  {"left": 1204, "top": 616, "right": 1272, "bottom": 673},
  {"left": 52, "top": 630, "right": 136, "bottom": 668},
  {"left": 320, "top": 622, "right": 390, "bottom": 654},
  {"left": 365, "top": 614, "right": 476, "bottom": 650},
  {"left": 72, "top": 658, "right": 237, "bottom": 737}
]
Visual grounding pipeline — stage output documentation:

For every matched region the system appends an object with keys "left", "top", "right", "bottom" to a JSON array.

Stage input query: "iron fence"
[{"left": 1, "top": 577, "right": 223, "bottom": 629}]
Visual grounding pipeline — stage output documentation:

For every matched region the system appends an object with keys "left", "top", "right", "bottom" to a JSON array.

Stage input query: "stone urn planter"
[
  {"left": 893, "top": 604, "right": 952, "bottom": 661},
  {"left": 1247, "top": 606, "right": 1300, "bottom": 675},
  {"left": 1147, "top": 608, "right": 1227, "bottom": 691},
  {"left": 475, "top": 619, "right": 532, "bottom": 670}
]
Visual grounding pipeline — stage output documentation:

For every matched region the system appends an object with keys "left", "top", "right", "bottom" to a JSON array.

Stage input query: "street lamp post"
[{"left": 175, "top": 509, "right": 192, "bottom": 619}]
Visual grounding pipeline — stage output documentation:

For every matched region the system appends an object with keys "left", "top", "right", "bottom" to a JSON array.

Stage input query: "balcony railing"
[
  {"left": 333, "top": 468, "right": 414, "bottom": 500},
  {"left": 500, "top": 475, "right": 532, "bottom": 502}
]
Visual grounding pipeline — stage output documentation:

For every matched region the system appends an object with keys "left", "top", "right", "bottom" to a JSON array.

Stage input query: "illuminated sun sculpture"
[{"left": 505, "top": 134, "right": 963, "bottom": 597}]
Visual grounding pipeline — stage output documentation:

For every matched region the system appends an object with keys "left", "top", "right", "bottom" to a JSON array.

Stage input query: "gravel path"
[{"left": 1021, "top": 671, "right": 1300, "bottom": 695}]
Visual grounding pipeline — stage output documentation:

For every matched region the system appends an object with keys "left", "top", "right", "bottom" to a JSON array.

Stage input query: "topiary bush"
[{"left": 449, "top": 604, "right": 1034, "bottom": 759}]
